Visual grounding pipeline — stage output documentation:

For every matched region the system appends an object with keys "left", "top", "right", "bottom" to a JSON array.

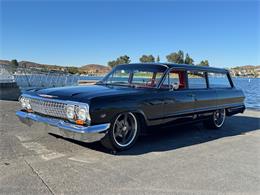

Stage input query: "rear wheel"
[
  {"left": 101, "top": 112, "right": 140, "bottom": 151},
  {"left": 204, "top": 109, "right": 226, "bottom": 129}
]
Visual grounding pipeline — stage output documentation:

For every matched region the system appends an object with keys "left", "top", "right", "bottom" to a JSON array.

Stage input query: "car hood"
[{"left": 33, "top": 84, "right": 141, "bottom": 101}]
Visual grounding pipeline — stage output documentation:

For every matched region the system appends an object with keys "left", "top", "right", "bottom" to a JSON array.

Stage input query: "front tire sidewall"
[{"left": 101, "top": 112, "right": 140, "bottom": 151}]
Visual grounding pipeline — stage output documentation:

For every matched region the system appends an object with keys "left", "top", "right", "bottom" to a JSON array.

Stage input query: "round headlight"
[
  {"left": 20, "top": 97, "right": 31, "bottom": 109},
  {"left": 20, "top": 97, "right": 27, "bottom": 108},
  {"left": 24, "top": 98, "right": 31, "bottom": 109},
  {"left": 65, "top": 105, "right": 75, "bottom": 120},
  {"left": 76, "top": 107, "right": 87, "bottom": 121}
]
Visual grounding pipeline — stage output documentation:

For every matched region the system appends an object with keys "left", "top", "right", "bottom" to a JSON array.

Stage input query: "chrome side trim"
[{"left": 16, "top": 111, "right": 110, "bottom": 142}]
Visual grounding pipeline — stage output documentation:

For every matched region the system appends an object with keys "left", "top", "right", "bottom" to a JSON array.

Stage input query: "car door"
[
  {"left": 160, "top": 69, "right": 195, "bottom": 124},
  {"left": 139, "top": 88, "right": 166, "bottom": 126},
  {"left": 163, "top": 90, "right": 195, "bottom": 116},
  {"left": 187, "top": 71, "right": 217, "bottom": 112}
]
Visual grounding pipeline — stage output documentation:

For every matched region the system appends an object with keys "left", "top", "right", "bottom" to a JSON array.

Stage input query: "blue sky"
[{"left": 1, "top": 0, "right": 259, "bottom": 67}]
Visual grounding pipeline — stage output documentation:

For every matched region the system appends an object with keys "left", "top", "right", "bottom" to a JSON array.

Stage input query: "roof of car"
[
  {"left": 164, "top": 63, "right": 228, "bottom": 72},
  {"left": 118, "top": 63, "right": 228, "bottom": 73}
]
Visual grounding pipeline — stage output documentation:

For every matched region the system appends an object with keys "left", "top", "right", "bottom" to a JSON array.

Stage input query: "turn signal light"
[
  {"left": 76, "top": 119, "right": 84, "bottom": 125},
  {"left": 27, "top": 109, "right": 33, "bottom": 113}
]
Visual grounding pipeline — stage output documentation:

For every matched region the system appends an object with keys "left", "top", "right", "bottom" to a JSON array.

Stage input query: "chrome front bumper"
[{"left": 16, "top": 111, "right": 110, "bottom": 142}]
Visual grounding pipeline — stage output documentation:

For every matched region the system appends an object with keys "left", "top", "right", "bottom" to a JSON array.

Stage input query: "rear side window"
[
  {"left": 187, "top": 71, "right": 207, "bottom": 89},
  {"left": 208, "top": 72, "right": 231, "bottom": 88},
  {"left": 161, "top": 70, "right": 187, "bottom": 90}
]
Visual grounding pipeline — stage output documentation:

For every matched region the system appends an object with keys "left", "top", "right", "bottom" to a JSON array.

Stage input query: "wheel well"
[{"left": 132, "top": 112, "right": 147, "bottom": 134}]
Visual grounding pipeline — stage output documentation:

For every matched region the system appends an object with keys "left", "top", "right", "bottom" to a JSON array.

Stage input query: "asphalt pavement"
[{"left": 0, "top": 100, "right": 259, "bottom": 194}]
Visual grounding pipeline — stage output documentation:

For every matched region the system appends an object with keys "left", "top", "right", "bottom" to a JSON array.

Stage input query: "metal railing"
[{"left": 0, "top": 65, "right": 102, "bottom": 90}]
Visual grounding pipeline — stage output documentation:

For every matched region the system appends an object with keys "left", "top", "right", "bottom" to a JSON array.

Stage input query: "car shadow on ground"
[{"left": 50, "top": 115, "right": 260, "bottom": 155}]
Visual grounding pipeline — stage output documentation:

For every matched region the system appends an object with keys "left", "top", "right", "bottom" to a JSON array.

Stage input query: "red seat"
[{"left": 179, "top": 83, "right": 185, "bottom": 89}]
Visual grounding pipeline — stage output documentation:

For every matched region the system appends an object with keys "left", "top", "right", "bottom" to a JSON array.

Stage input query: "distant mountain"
[
  {"left": 229, "top": 65, "right": 260, "bottom": 78},
  {"left": 79, "top": 64, "right": 111, "bottom": 74},
  {"left": 0, "top": 59, "right": 110, "bottom": 75},
  {"left": 2, "top": 59, "right": 257, "bottom": 77},
  {"left": 230, "top": 65, "right": 259, "bottom": 69},
  {"left": 18, "top": 61, "right": 64, "bottom": 70},
  {"left": 0, "top": 60, "right": 11, "bottom": 66}
]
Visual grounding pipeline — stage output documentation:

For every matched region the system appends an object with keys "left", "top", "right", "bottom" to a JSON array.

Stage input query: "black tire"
[
  {"left": 101, "top": 112, "right": 140, "bottom": 151},
  {"left": 203, "top": 109, "right": 226, "bottom": 129}
]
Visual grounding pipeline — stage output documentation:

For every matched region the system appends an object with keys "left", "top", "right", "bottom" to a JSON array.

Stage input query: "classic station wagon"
[{"left": 17, "top": 63, "right": 245, "bottom": 151}]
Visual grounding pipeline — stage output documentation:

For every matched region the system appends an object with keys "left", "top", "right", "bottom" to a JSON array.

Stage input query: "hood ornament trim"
[{"left": 38, "top": 94, "right": 58, "bottom": 98}]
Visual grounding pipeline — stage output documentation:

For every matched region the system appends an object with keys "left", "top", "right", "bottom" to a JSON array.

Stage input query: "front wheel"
[
  {"left": 101, "top": 112, "right": 140, "bottom": 151},
  {"left": 203, "top": 109, "right": 226, "bottom": 129}
]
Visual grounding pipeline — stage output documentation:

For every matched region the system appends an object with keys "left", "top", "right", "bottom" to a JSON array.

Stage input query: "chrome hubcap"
[
  {"left": 213, "top": 109, "right": 226, "bottom": 127},
  {"left": 112, "top": 113, "right": 137, "bottom": 147}
]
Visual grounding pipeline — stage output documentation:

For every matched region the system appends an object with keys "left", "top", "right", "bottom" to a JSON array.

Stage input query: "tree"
[
  {"left": 166, "top": 52, "right": 179, "bottom": 63},
  {"left": 204, "top": 60, "right": 209, "bottom": 66},
  {"left": 156, "top": 55, "right": 160, "bottom": 62},
  {"left": 10, "top": 59, "right": 19, "bottom": 67},
  {"left": 184, "top": 53, "right": 194, "bottom": 65},
  {"left": 67, "top": 67, "right": 78, "bottom": 74},
  {"left": 139, "top": 55, "right": 155, "bottom": 63},
  {"left": 177, "top": 50, "right": 184, "bottom": 64},
  {"left": 8, "top": 59, "right": 19, "bottom": 73},
  {"left": 199, "top": 60, "right": 209, "bottom": 66},
  {"left": 166, "top": 50, "right": 184, "bottom": 64},
  {"left": 108, "top": 60, "right": 118, "bottom": 68},
  {"left": 108, "top": 55, "right": 131, "bottom": 68},
  {"left": 118, "top": 55, "right": 131, "bottom": 64}
]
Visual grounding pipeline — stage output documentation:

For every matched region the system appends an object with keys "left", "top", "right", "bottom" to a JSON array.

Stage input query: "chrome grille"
[{"left": 29, "top": 98, "right": 67, "bottom": 119}]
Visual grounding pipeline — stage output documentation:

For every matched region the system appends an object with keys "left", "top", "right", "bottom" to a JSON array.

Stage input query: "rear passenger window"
[
  {"left": 208, "top": 72, "right": 231, "bottom": 88},
  {"left": 162, "top": 70, "right": 186, "bottom": 90},
  {"left": 187, "top": 71, "right": 207, "bottom": 89}
]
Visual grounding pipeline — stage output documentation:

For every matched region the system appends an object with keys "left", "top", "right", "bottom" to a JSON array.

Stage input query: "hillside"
[
  {"left": 1, "top": 59, "right": 259, "bottom": 77},
  {"left": 0, "top": 60, "right": 11, "bottom": 66},
  {"left": 230, "top": 65, "right": 260, "bottom": 70},
  {"left": 229, "top": 65, "right": 260, "bottom": 77},
  {"left": 19, "top": 61, "right": 61, "bottom": 69},
  {"left": 0, "top": 60, "right": 110, "bottom": 75},
  {"left": 79, "top": 64, "right": 111, "bottom": 74}
]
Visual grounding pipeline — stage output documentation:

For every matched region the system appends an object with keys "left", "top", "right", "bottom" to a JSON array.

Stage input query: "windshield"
[{"left": 99, "top": 64, "right": 167, "bottom": 88}]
